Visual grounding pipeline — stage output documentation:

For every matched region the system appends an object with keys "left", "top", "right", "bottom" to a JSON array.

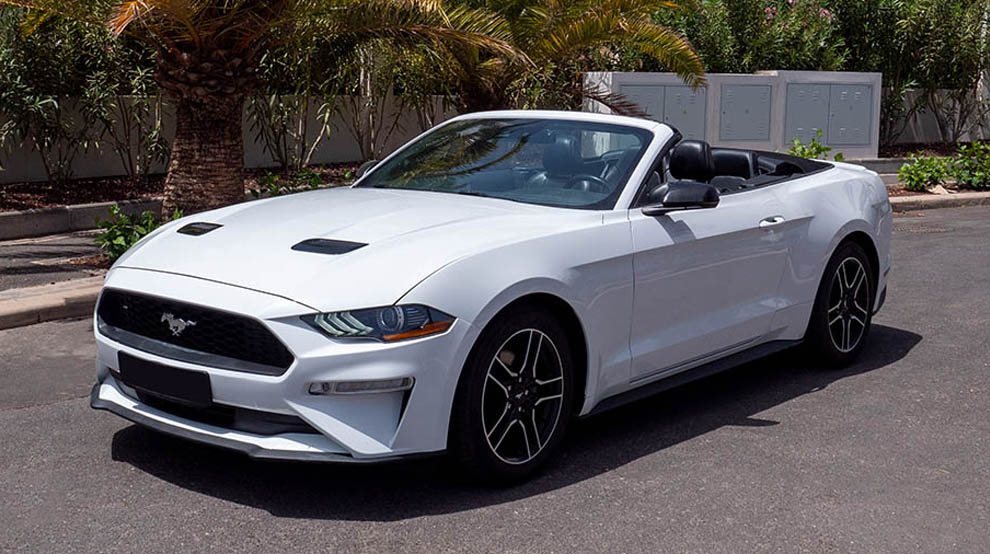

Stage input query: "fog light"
[{"left": 308, "top": 377, "right": 414, "bottom": 395}]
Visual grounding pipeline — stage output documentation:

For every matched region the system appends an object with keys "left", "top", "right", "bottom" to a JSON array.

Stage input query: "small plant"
[
  {"left": 788, "top": 129, "right": 845, "bottom": 162},
  {"left": 952, "top": 142, "right": 990, "bottom": 190},
  {"left": 898, "top": 153, "right": 950, "bottom": 192},
  {"left": 248, "top": 169, "right": 325, "bottom": 199},
  {"left": 95, "top": 204, "right": 182, "bottom": 261}
]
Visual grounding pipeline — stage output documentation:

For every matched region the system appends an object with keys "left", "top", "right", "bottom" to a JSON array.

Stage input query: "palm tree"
[
  {"left": 445, "top": 0, "right": 706, "bottom": 114},
  {"left": 0, "top": 0, "right": 519, "bottom": 213}
]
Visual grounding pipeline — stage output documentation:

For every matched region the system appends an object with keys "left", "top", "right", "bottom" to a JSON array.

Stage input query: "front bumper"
[
  {"left": 91, "top": 377, "right": 359, "bottom": 462},
  {"left": 91, "top": 267, "right": 478, "bottom": 462}
]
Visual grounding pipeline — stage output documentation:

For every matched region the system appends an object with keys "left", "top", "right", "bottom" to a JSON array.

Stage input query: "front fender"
[{"left": 399, "top": 212, "right": 636, "bottom": 416}]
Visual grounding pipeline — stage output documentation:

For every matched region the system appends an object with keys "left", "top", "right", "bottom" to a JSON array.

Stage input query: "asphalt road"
[{"left": 2, "top": 206, "right": 989, "bottom": 553}]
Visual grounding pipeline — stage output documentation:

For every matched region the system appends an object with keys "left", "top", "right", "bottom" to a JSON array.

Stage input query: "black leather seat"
[
  {"left": 710, "top": 148, "right": 759, "bottom": 193},
  {"left": 526, "top": 135, "right": 582, "bottom": 189},
  {"left": 669, "top": 140, "right": 715, "bottom": 183},
  {"left": 712, "top": 149, "right": 757, "bottom": 179}
]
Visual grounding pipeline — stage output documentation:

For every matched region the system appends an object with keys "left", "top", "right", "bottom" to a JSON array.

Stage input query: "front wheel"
[
  {"left": 450, "top": 307, "right": 575, "bottom": 484},
  {"left": 806, "top": 241, "right": 875, "bottom": 366}
]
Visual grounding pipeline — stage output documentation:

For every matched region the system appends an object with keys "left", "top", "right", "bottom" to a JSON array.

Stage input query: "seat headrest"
[
  {"left": 670, "top": 140, "right": 714, "bottom": 183},
  {"left": 711, "top": 149, "right": 757, "bottom": 179},
  {"left": 543, "top": 135, "right": 581, "bottom": 176}
]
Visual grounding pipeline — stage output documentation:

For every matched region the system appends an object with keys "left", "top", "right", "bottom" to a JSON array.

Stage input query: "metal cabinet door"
[
  {"left": 620, "top": 85, "right": 664, "bottom": 122},
  {"left": 664, "top": 86, "right": 707, "bottom": 140},
  {"left": 828, "top": 84, "right": 873, "bottom": 145}
]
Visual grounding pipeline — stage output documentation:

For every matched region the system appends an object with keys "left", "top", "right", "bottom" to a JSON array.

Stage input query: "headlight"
[{"left": 301, "top": 305, "right": 454, "bottom": 342}]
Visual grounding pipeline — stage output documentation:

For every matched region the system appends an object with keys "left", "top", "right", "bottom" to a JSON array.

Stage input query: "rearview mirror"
[
  {"left": 356, "top": 159, "right": 379, "bottom": 178},
  {"left": 642, "top": 180, "right": 719, "bottom": 216}
]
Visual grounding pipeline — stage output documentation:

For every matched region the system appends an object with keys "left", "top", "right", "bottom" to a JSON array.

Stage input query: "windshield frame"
[{"left": 352, "top": 115, "right": 659, "bottom": 211}]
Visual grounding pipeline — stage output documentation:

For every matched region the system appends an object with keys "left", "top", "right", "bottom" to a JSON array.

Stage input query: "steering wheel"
[{"left": 564, "top": 174, "right": 610, "bottom": 193}]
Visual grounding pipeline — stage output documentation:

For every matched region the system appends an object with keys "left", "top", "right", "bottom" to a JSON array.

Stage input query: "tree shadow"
[{"left": 110, "top": 324, "right": 920, "bottom": 521}]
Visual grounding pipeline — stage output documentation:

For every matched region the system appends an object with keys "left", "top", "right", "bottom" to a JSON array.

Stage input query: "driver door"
[{"left": 627, "top": 188, "right": 790, "bottom": 382}]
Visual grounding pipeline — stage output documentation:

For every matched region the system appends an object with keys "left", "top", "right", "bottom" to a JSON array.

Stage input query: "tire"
[
  {"left": 449, "top": 306, "right": 575, "bottom": 484},
  {"left": 805, "top": 241, "right": 875, "bottom": 366}
]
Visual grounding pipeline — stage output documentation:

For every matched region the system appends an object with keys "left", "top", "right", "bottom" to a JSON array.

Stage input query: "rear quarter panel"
[{"left": 769, "top": 164, "right": 892, "bottom": 339}]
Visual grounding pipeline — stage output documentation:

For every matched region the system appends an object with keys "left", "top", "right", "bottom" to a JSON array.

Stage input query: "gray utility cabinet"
[
  {"left": 785, "top": 83, "right": 873, "bottom": 146},
  {"left": 619, "top": 84, "right": 707, "bottom": 141},
  {"left": 585, "top": 71, "right": 882, "bottom": 159}
]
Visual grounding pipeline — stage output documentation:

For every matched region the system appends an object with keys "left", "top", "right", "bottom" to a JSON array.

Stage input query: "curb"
[
  {"left": 851, "top": 158, "right": 909, "bottom": 175},
  {"left": 0, "top": 276, "right": 103, "bottom": 331},
  {"left": 890, "top": 191, "right": 990, "bottom": 212},
  {"left": 0, "top": 198, "right": 162, "bottom": 241}
]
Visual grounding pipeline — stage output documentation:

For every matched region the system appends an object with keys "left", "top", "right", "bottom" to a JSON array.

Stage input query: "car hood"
[{"left": 117, "top": 187, "right": 595, "bottom": 313}]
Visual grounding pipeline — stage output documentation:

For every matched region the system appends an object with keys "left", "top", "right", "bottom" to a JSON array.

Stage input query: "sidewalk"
[
  {"left": 0, "top": 231, "right": 106, "bottom": 329},
  {"left": 0, "top": 276, "right": 103, "bottom": 329},
  {"left": 0, "top": 230, "right": 105, "bottom": 291}
]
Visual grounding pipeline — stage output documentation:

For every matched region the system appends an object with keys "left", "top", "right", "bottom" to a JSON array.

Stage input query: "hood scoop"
[
  {"left": 291, "top": 238, "right": 367, "bottom": 255},
  {"left": 177, "top": 222, "right": 223, "bottom": 236}
]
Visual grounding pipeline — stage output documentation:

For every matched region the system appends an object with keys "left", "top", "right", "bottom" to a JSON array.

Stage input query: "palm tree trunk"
[{"left": 162, "top": 97, "right": 245, "bottom": 214}]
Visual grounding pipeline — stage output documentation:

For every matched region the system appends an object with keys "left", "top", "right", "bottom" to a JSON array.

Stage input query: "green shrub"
[
  {"left": 898, "top": 154, "right": 950, "bottom": 191},
  {"left": 788, "top": 129, "right": 845, "bottom": 161},
  {"left": 248, "top": 169, "right": 324, "bottom": 199},
  {"left": 952, "top": 142, "right": 990, "bottom": 190},
  {"left": 95, "top": 204, "right": 182, "bottom": 261}
]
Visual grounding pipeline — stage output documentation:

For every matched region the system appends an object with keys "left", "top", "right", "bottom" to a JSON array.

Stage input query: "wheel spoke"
[
  {"left": 535, "top": 393, "right": 563, "bottom": 407},
  {"left": 529, "top": 332, "right": 543, "bottom": 378},
  {"left": 494, "top": 356, "right": 518, "bottom": 379},
  {"left": 851, "top": 266, "right": 866, "bottom": 296},
  {"left": 486, "top": 404, "right": 510, "bottom": 439},
  {"left": 490, "top": 415, "right": 517, "bottom": 452},
  {"left": 842, "top": 318, "right": 851, "bottom": 351},
  {"left": 838, "top": 263, "right": 849, "bottom": 294},
  {"left": 847, "top": 262, "right": 861, "bottom": 290},
  {"left": 486, "top": 373, "right": 509, "bottom": 396},
  {"left": 853, "top": 300, "right": 869, "bottom": 318},
  {"left": 535, "top": 375, "right": 562, "bottom": 386},
  {"left": 529, "top": 411, "right": 543, "bottom": 451},
  {"left": 518, "top": 419, "right": 533, "bottom": 460}
]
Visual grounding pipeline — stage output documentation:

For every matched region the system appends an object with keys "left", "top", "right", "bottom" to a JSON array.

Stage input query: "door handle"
[{"left": 759, "top": 215, "right": 786, "bottom": 228}]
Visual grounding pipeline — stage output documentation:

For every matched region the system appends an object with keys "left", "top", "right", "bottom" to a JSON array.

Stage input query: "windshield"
[{"left": 357, "top": 118, "right": 654, "bottom": 210}]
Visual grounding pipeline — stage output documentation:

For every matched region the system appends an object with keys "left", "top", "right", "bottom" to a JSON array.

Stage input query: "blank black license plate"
[{"left": 118, "top": 352, "right": 212, "bottom": 408}]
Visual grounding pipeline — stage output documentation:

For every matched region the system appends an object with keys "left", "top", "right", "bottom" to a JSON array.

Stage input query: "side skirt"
[{"left": 583, "top": 339, "right": 803, "bottom": 417}]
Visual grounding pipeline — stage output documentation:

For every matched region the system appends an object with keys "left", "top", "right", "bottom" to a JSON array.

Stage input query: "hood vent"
[
  {"left": 177, "top": 222, "right": 223, "bottom": 236},
  {"left": 291, "top": 238, "right": 367, "bottom": 255}
]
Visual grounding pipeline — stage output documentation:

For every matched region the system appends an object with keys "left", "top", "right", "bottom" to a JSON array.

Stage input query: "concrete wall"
[
  {"left": 895, "top": 84, "right": 990, "bottom": 144},
  {"left": 0, "top": 96, "right": 451, "bottom": 184},
  {"left": 585, "top": 71, "right": 883, "bottom": 159}
]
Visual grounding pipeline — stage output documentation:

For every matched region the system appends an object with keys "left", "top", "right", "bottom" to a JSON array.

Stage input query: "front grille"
[
  {"left": 133, "top": 388, "right": 319, "bottom": 436},
  {"left": 97, "top": 288, "right": 294, "bottom": 375}
]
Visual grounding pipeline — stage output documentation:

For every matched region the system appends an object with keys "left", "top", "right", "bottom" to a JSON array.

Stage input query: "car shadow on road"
[{"left": 110, "top": 324, "right": 921, "bottom": 521}]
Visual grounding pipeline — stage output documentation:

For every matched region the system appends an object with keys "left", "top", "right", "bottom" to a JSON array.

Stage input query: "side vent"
[
  {"left": 177, "top": 222, "right": 222, "bottom": 236},
  {"left": 292, "top": 239, "right": 367, "bottom": 255}
]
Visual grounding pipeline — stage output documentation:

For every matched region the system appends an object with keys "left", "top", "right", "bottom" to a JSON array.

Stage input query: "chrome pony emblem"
[{"left": 161, "top": 313, "right": 197, "bottom": 336}]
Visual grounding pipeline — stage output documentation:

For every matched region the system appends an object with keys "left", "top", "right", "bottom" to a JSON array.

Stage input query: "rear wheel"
[
  {"left": 806, "top": 241, "right": 875, "bottom": 366},
  {"left": 450, "top": 307, "right": 574, "bottom": 484}
]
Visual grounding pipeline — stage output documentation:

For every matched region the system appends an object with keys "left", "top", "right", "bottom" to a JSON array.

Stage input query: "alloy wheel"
[
  {"left": 827, "top": 257, "right": 870, "bottom": 353},
  {"left": 481, "top": 329, "right": 565, "bottom": 465}
]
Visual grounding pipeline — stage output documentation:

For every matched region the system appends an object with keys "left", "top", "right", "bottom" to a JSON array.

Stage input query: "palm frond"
[
  {"left": 579, "top": 85, "right": 649, "bottom": 117},
  {"left": 620, "top": 19, "right": 706, "bottom": 88}
]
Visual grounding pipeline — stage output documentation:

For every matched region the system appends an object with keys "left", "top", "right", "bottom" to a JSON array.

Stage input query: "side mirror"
[
  {"left": 356, "top": 159, "right": 379, "bottom": 178},
  {"left": 642, "top": 180, "right": 719, "bottom": 216}
]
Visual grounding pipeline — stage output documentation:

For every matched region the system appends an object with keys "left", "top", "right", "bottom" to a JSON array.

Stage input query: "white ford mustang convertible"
[{"left": 91, "top": 111, "right": 892, "bottom": 482}]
